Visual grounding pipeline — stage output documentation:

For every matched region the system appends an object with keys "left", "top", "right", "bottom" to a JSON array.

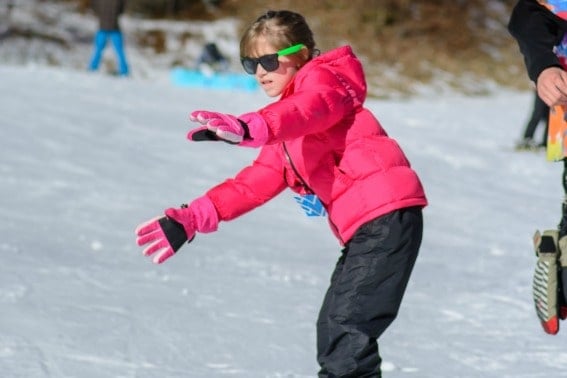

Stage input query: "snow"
[
  {"left": 0, "top": 0, "right": 242, "bottom": 80},
  {"left": 3, "top": 63, "right": 567, "bottom": 378},
  {"left": 2, "top": 2, "right": 567, "bottom": 378}
]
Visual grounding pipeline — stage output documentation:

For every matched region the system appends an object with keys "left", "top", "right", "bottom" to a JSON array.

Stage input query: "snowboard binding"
[{"left": 532, "top": 229, "right": 567, "bottom": 335}]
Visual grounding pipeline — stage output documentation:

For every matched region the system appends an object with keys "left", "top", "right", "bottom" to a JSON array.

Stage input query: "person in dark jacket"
[
  {"left": 509, "top": 0, "right": 567, "bottom": 334},
  {"left": 509, "top": 0, "right": 567, "bottom": 223},
  {"left": 196, "top": 42, "right": 229, "bottom": 72},
  {"left": 508, "top": 0, "right": 567, "bottom": 107},
  {"left": 88, "top": 0, "right": 129, "bottom": 76}
]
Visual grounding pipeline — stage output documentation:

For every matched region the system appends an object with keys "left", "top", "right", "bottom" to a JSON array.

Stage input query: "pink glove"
[
  {"left": 135, "top": 195, "right": 219, "bottom": 264},
  {"left": 187, "top": 110, "right": 269, "bottom": 147}
]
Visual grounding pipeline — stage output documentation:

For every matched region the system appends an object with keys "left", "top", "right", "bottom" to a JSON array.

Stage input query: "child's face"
[{"left": 249, "top": 37, "right": 299, "bottom": 97}]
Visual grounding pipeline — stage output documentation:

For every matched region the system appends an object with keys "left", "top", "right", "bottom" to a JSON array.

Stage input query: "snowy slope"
[
  {"left": 4, "top": 2, "right": 567, "bottom": 377},
  {"left": 1, "top": 63, "right": 567, "bottom": 378}
]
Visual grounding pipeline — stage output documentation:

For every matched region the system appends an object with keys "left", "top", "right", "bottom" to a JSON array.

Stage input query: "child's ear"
[
  {"left": 293, "top": 47, "right": 310, "bottom": 69},
  {"left": 300, "top": 46, "right": 310, "bottom": 61}
]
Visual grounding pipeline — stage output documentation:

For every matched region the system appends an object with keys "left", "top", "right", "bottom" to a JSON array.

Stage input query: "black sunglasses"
[{"left": 240, "top": 43, "right": 305, "bottom": 75}]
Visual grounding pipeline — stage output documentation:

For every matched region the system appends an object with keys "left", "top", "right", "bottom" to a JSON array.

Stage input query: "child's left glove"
[
  {"left": 135, "top": 195, "right": 219, "bottom": 264},
  {"left": 187, "top": 110, "right": 269, "bottom": 147}
]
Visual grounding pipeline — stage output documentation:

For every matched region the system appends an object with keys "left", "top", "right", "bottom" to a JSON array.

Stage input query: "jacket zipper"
[
  {"left": 282, "top": 142, "right": 343, "bottom": 244},
  {"left": 282, "top": 142, "right": 313, "bottom": 194}
]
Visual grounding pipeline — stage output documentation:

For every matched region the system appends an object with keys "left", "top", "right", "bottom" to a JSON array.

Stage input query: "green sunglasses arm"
[{"left": 277, "top": 43, "right": 305, "bottom": 56}]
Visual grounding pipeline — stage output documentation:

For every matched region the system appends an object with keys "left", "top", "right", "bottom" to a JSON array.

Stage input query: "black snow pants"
[{"left": 316, "top": 206, "right": 423, "bottom": 378}]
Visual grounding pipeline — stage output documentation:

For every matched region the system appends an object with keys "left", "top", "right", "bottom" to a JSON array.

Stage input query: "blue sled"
[{"left": 170, "top": 67, "right": 259, "bottom": 92}]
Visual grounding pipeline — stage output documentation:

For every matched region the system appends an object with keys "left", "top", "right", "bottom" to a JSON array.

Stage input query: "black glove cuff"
[
  {"left": 238, "top": 119, "right": 251, "bottom": 140},
  {"left": 190, "top": 129, "right": 221, "bottom": 142},
  {"left": 159, "top": 216, "right": 190, "bottom": 253},
  {"left": 189, "top": 120, "right": 250, "bottom": 144}
]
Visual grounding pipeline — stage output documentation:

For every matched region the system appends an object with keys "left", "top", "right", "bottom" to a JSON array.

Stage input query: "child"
[{"left": 136, "top": 10, "right": 427, "bottom": 377}]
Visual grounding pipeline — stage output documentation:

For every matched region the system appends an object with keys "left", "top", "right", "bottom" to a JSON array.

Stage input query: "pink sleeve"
[
  {"left": 206, "top": 145, "right": 287, "bottom": 221},
  {"left": 258, "top": 68, "right": 355, "bottom": 142}
]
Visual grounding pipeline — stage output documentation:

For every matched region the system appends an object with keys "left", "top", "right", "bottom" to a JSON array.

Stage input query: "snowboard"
[
  {"left": 546, "top": 105, "right": 567, "bottom": 161},
  {"left": 170, "top": 67, "right": 259, "bottom": 92}
]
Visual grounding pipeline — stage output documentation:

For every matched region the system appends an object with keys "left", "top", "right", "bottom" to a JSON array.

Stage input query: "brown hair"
[{"left": 239, "top": 10, "right": 318, "bottom": 65}]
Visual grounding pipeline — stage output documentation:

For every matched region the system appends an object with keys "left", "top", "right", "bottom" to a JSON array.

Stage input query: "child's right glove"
[{"left": 135, "top": 195, "right": 219, "bottom": 264}]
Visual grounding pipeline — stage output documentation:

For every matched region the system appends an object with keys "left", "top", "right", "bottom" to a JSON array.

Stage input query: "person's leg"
[
  {"left": 317, "top": 207, "right": 423, "bottom": 377},
  {"left": 532, "top": 94, "right": 550, "bottom": 145},
  {"left": 542, "top": 115, "right": 550, "bottom": 147},
  {"left": 88, "top": 30, "right": 108, "bottom": 71},
  {"left": 523, "top": 92, "right": 546, "bottom": 140},
  {"left": 109, "top": 31, "right": 129, "bottom": 76},
  {"left": 540, "top": 100, "right": 550, "bottom": 147}
]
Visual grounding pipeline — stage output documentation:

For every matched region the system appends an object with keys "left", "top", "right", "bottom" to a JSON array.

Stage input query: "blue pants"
[{"left": 88, "top": 30, "right": 129, "bottom": 76}]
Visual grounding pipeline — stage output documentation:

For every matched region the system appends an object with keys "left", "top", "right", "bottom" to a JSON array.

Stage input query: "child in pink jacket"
[{"left": 136, "top": 10, "right": 427, "bottom": 377}]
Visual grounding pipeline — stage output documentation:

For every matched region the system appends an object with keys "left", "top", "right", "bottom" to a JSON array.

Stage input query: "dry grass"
[{"left": 216, "top": 0, "right": 530, "bottom": 97}]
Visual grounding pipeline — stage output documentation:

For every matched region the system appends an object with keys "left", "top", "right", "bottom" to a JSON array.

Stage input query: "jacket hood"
[{"left": 297, "top": 45, "right": 367, "bottom": 107}]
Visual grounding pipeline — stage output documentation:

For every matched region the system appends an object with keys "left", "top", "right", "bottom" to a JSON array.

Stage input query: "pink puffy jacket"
[{"left": 206, "top": 45, "right": 427, "bottom": 244}]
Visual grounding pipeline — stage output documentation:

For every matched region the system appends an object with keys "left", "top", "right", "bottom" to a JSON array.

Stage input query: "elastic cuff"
[
  {"left": 189, "top": 195, "right": 219, "bottom": 233},
  {"left": 238, "top": 112, "right": 269, "bottom": 147}
]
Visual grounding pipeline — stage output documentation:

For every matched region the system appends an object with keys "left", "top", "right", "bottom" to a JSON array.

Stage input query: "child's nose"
[{"left": 256, "top": 64, "right": 268, "bottom": 76}]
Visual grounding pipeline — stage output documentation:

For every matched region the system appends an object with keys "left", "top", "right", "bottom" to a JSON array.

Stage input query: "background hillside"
[
  {"left": 217, "top": 0, "right": 527, "bottom": 97},
  {"left": 1, "top": 0, "right": 527, "bottom": 97}
]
